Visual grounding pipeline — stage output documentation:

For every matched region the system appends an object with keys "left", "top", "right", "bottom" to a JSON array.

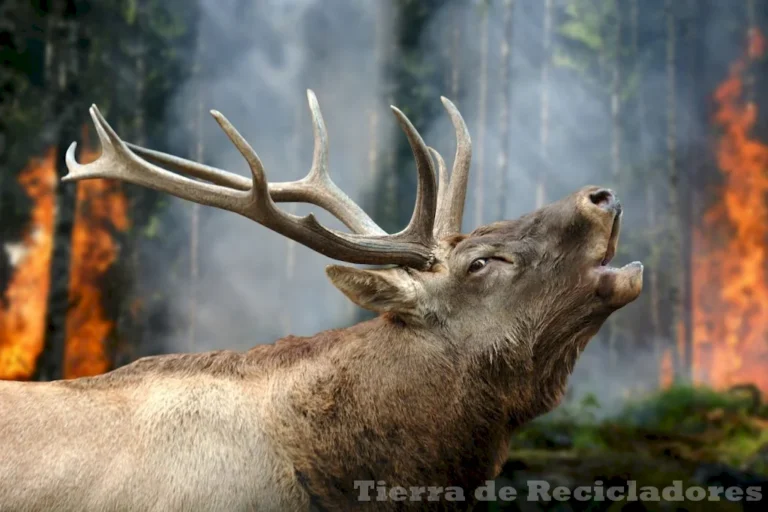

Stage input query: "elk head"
[{"left": 65, "top": 91, "right": 642, "bottom": 408}]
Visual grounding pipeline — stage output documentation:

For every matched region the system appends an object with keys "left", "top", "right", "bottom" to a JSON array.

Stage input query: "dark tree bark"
[
  {"left": 37, "top": 3, "right": 88, "bottom": 380},
  {"left": 664, "top": 0, "right": 683, "bottom": 382},
  {"left": 114, "top": 0, "right": 149, "bottom": 370},
  {"left": 677, "top": 0, "right": 708, "bottom": 383}
]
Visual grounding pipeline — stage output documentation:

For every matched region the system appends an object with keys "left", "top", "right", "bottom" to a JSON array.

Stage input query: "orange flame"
[
  {"left": 0, "top": 149, "right": 57, "bottom": 380},
  {"left": 692, "top": 29, "right": 768, "bottom": 392},
  {"left": 63, "top": 145, "right": 129, "bottom": 379}
]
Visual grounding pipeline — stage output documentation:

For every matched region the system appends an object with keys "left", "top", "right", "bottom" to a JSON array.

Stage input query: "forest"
[{"left": 2, "top": 0, "right": 768, "bottom": 508}]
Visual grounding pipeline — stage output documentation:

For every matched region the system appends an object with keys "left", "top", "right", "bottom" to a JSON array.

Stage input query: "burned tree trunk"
[
  {"left": 677, "top": 0, "right": 708, "bottom": 383},
  {"left": 496, "top": 0, "right": 515, "bottom": 221},
  {"left": 36, "top": 4, "right": 87, "bottom": 381},
  {"left": 664, "top": 0, "right": 684, "bottom": 382},
  {"left": 113, "top": 0, "right": 149, "bottom": 369}
]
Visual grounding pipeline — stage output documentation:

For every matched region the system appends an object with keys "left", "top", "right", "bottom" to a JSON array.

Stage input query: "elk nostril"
[{"left": 589, "top": 189, "right": 614, "bottom": 209}]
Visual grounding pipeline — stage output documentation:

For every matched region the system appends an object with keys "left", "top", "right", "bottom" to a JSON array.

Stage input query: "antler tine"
[
  {"left": 65, "top": 106, "right": 252, "bottom": 212},
  {"left": 126, "top": 143, "right": 251, "bottom": 191},
  {"left": 434, "top": 97, "right": 472, "bottom": 237},
  {"left": 124, "top": 90, "right": 384, "bottom": 235},
  {"left": 304, "top": 89, "right": 329, "bottom": 183},
  {"left": 268, "top": 90, "right": 386, "bottom": 235},
  {"left": 389, "top": 107, "right": 437, "bottom": 247},
  {"left": 66, "top": 104, "right": 436, "bottom": 268},
  {"left": 428, "top": 147, "right": 448, "bottom": 225}
]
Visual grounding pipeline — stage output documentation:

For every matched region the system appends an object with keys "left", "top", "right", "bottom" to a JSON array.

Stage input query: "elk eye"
[{"left": 468, "top": 258, "right": 488, "bottom": 273}]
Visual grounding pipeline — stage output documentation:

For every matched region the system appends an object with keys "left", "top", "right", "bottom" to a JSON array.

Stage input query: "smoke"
[
  {"left": 416, "top": 0, "right": 692, "bottom": 409},
  {"left": 157, "top": 0, "right": 660, "bottom": 406},
  {"left": 152, "top": 0, "right": 733, "bottom": 409},
  {"left": 161, "top": 0, "right": 394, "bottom": 351}
]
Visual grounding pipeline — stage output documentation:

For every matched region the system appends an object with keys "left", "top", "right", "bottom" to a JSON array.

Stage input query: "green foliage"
[
  {"left": 560, "top": 19, "right": 602, "bottom": 52},
  {"left": 618, "top": 385, "right": 755, "bottom": 431},
  {"left": 512, "top": 386, "right": 768, "bottom": 475},
  {"left": 556, "top": 0, "right": 616, "bottom": 86}
]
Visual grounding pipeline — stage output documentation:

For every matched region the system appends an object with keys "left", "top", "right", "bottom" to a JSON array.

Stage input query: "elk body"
[{"left": 0, "top": 91, "right": 642, "bottom": 511}]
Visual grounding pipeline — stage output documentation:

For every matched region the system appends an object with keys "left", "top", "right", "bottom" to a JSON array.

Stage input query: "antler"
[
  {"left": 64, "top": 90, "right": 438, "bottom": 268},
  {"left": 124, "top": 91, "right": 384, "bottom": 236},
  {"left": 433, "top": 97, "right": 472, "bottom": 238}
]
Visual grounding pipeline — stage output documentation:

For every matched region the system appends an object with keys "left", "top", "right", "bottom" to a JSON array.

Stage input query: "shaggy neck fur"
[{"left": 252, "top": 314, "right": 577, "bottom": 509}]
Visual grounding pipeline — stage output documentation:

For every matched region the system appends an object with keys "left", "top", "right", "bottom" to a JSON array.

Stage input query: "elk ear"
[{"left": 325, "top": 265, "right": 421, "bottom": 315}]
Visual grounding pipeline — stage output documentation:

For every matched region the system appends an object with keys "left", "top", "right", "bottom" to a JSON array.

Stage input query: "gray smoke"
[
  {"left": 417, "top": 0, "right": 672, "bottom": 410},
  {"left": 158, "top": 0, "right": 705, "bottom": 410},
  {"left": 163, "top": 0, "right": 394, "bottom": 351}
]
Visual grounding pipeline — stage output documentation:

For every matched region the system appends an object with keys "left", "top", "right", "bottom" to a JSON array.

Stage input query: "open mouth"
[
  {"left": 599, "top": 214, "right": 621, "bottom": 267},
  {"left": 587, "top": 196, "right": 643, "bottom": 307}
]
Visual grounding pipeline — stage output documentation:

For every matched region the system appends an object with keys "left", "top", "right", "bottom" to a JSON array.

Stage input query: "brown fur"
[{"left": 0, "top": 186, "right": 642, "bottom": 511}]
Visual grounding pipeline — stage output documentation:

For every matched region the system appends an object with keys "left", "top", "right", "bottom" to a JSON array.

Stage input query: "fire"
[
  {"left": 691, "top": 29, "right": 768, "bottom": 392},
  {"left": 0, "top": 149, "right": 57, "bottom": 380},
  {"left": 64, "top": 143, "right": 129, "bottom": 379}
]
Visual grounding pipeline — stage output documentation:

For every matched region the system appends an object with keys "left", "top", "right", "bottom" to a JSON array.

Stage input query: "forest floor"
[{"left": 480, "top": 386, "right": 768, "bottom": 511}]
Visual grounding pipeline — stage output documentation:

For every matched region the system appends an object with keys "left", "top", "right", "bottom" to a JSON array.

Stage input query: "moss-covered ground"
[{"left": 477, "top": 386, "right": 768, "bottom": 511}]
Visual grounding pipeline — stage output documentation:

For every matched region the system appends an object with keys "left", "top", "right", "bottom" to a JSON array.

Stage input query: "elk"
[{"left": 0, "top": 90, "right": 642, "bottom": 511}]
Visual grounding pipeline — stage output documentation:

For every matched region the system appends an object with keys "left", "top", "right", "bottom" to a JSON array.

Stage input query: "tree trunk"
[
  {"left": 474, "top": 1, "right": 490, "bottom": 226},
  {"left": 632, "top": 0, "right": 663, "bottom": 388},
  {"left": 537, "top": 0, "right": 553, "bottom": 209},
  {"left": 605, "top": 0, "right": 624, "bottom": 369},
  {"left": 449, "top": 5, "right": 461, "bottom": 101},
  {"left": 496, "top": 0, "right": 515, "bottom": 221},
  {"left": 187, "top": 34, "right": 205, "bottom": 352},
  {"left": 282, "top": 101, "right": 302, "bottom": 333},
  {"left": 610, "top": 0, "right": 622, "bottom": 185},
  {"left": 678, "top": 0, "right": 705, "bottom": 383},
  {"left": 37, "top": 6, "right": 84, "bottom": 380},
  {"left": 746, "top": 0, "right": 756, "bottom": 103},
  {"left": 368, "top": 1, "right": 385, "bottom": 181},
  {"left": 665, "top": 0, "right": 683, "bottom": 382},
  {"left": 384, "top": 9, "right": 399, "bottom": 230},
  {"left": 114, "top": 0, "right": 148, "bottom": 369}
]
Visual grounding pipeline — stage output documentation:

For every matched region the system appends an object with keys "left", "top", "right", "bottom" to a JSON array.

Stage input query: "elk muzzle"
[{"left": 582, "top": 187, "right": 643, "bottom": 308}]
